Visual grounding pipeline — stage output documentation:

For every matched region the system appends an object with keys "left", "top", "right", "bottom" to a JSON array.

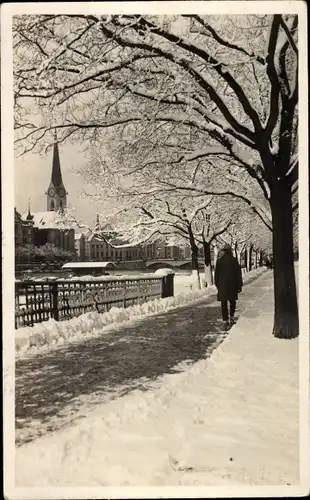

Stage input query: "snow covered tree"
[
  {"left": 189, "top": 197, "right": 233, "bottom": 286},
  {"left": 218, "top": 204, "right": 272, "bottom": 270},
  {"left": 108, "top": 193, "right": 212, "bottom": 290},
  {"left": 15, "top": 243, "right": 76, "bottom": 264},
  {"left": 14, "top": 14, "right": 299, "bottom": 338},
  {"left": 75, "top": 152, "right": 237, "bottom": 288}
]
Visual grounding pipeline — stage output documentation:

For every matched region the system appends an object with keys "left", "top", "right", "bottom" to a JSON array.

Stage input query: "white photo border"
[{"left": 2, "top": 2, "right": 309, "bottom": 498}]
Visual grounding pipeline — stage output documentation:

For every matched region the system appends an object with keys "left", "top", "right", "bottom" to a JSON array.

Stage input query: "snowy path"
[
  {"left": 15, "top": 269, "right": 299, "bottom": 487},
  {"left": 16, "top": 271, "right": 263, "bottom": 446}
]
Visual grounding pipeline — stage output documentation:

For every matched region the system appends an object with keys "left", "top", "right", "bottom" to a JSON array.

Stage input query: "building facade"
[
  {"left": 15, "top": 207, "right": 35, "bottom": 245},
  {"left": 84, "top": 233, "right": 144, "bottom": 262},
  {"left": 81, "top": 226, "right": 201, "bottom": 264},
  {"left": 75, "top": 233, "right": 86, "bottom": 260},
  {"left": 18, "top": 137, "right": 76, "bottom": 255}
]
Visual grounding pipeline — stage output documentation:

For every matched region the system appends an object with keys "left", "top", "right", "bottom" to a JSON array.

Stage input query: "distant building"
[
  {"left": 74, "top": 233, "right": 86, "bottom": 260},
  {"left": 143, "top": 242, "right": 157, "bottom": 259},
  {"left": 18, "top": 135, "right": 75, "bottom": 254},
  {"left": 63, "top": 211, "right": 208, "bottom": 264},
  {"left": 109, "top": 238, "right": 144, "bottom": 262},
  {"left": 84, "top": 215, "right": 113, "bottom": 261},
  {"left": 150, "top": 241, "right": 204, "bottom": 261},
  {"left": 84, "top": 232, "right": 144, "bottom": 262},
  {"left": 83, "top": 225, "right": 204, "bottom": 264},
  {"left": 15, "top": 209, "right": 23, "bottom": 245},
  {"left": 25, "top": 211, "right": 75, "bottom": 252},
  {"left": 82, "top": 214, "right": 143, "bottom": 262},
  {"left": 15, "top": 206, "right": 35, "bottom": 245},
  {"left": 164, "top": 243, "right": 180, "bottom": 259},
  {"left": 179, "top": 245, "right": 191, "bottom": 260}
]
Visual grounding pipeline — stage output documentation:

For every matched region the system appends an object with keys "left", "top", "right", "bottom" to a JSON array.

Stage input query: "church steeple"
[
  {"left": 47, "top": 131, "right": 67, "bottom": 211},
  {"left": 51, "top": 132, "right": 63, "bottom": 187},
  {"left": 95, "top": 212, "right": 101, "bottom": 234},
  {"left": 26, "top": 199, "right": 34, "bottom": 221}
]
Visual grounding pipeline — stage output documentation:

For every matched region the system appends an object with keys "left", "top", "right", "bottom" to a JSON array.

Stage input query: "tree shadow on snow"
[{"left": 15, "top": 296, "right": 232, "bottom": 446}]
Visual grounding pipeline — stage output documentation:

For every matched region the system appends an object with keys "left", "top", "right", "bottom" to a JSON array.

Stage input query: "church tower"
[
  {"left": 46, "top": 133, "right": 67, "bottom": 211},
  {"left": 95, "top": 212, "right": 101, "bottom": 234}
]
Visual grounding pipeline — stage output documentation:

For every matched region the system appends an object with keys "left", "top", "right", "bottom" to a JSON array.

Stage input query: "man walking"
[{"left": 215, "top": 243, "right": 243, "bottom": 330}]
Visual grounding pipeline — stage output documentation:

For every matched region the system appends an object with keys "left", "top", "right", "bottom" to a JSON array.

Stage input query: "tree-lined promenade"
[
  {"left": 15, "top": 267, "right": 270, "bottom": 446},
  {"left": 14, "top": 13, "right": 299, "bottom": 338},
  {"left": 15, "top": 268, "right": 299, "bottom": 488}
]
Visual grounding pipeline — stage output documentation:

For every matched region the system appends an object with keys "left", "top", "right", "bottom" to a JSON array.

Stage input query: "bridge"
[{"left": 145, "top": 258, "right": 205, "bottom": 270}]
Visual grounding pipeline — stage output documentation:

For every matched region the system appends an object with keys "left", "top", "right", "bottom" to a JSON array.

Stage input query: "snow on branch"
[
  {"left": 264, "top": 15, "right": 282, "bottom": 140},
  {"left": 155, "top": 180, "right": 272, "bottom": 232},
  {"left": 279, "top": 16, "right": 298, "bottom": 55},
  {"left": 184, "top": 15, "right": 266, "bottom": 65},
  {"left": 127, "top": 15, "right": 263, "bottom": 134},
  {"left": 177, "top": 147, "right": 230, "bottom": 163},
  {"left": 98, "top": 20, "right": 261, "bottom": 141},
  {"left": 209, "top": 220, "right": 233, "bottom": 245}
]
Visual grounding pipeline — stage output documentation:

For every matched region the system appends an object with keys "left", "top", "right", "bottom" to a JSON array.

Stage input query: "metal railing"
[{"left": 15, "top": 275, "right": 174, "bottom": 329}]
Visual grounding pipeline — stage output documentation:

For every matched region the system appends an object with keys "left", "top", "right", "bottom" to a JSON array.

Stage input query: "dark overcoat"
[{"left": 215, "top": 252, "right": 243, "bottom": 301}]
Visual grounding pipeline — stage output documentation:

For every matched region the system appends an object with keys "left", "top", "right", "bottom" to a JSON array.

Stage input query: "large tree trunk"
[
  {"left": 270, "top": 179, "right": 298, "bottom": 339},
  {"left": 203, "top": 238, "right": 213, "bottom": 287}
]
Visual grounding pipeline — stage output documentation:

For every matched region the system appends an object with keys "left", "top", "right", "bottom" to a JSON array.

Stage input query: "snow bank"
[
  {"left": 15, "top": 288, "right": 213, "bottom": 358},
  {"left": 15, "top": 269, "right": 299, "bottom": 488},
  {"left": 15, "top": 267, "right": 266, "bottom": 358},
  {"left": 154, "top": 268, "right": 175, "bottom": 276},
  {"left": 64, "top": 273, "right": 159, "bottom": 282}
]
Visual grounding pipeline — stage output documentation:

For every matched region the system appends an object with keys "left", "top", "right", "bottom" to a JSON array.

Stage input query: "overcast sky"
[{"left": 15, "top": 143, "right": 102, "bottom": 229}]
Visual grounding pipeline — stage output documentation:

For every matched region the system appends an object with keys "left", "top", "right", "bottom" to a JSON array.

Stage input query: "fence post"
[
  {"left": 123, "top": 281, "right": 127, "bottom": 308},
  {"left": 50, "top": 283, "right": 59, "bottom": 321},
  {"left": 161, "top": 273, "right": 175, "bottom": 298},
  {"left": 138, "top": 280, "right": 141, "bottom": 304}
]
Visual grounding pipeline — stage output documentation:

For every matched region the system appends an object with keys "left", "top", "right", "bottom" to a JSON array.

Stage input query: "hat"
[{"left": 223, "top": 243, "right": 232, "bottom": 252}]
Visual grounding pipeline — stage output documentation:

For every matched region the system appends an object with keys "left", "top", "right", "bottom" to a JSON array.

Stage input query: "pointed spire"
[
  {"left": 51, "top": 138, "right": 63, "bottom": 187},
  {"left": 95, "top": 211, "right": 100, "bottom": 233},
  {"left": 26, "top": 198, "right": 33, "bottom": 221}
]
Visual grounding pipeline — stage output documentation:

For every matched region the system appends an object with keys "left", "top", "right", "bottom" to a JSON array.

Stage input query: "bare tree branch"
[
  {"left": 279, "top": 16, "right": 298, "bottom": 55},
  {"left": 185, "top": 14, "right": 266, "bottom": 65}
]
